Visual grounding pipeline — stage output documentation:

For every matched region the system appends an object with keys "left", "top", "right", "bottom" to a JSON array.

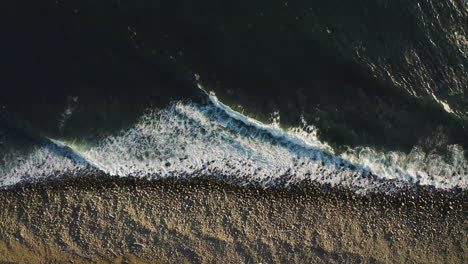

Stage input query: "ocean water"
[{"left": 0, "top": 0, "right": 466, "bottom": 193}]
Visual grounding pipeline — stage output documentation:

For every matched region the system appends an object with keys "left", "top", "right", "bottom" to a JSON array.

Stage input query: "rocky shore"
[{"left": 0, "top": 173, "right": 466, "bottom": 263}]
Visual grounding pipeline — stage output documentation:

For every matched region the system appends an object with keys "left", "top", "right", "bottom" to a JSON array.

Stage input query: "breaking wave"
[{"left": 1, "top": 94, "right": 466, "bottom": 193}]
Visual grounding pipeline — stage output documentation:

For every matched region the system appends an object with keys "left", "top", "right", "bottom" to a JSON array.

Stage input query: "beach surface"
[{"left": 0, "top": 175, "right": 466, "bottom": 263}]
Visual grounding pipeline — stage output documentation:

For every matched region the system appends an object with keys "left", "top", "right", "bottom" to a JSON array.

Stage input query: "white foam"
[
  {"left": 206, "top": 91, "right": 333, "bottom": 152},
  {"left": 0, "top": 146, "right": 87, "bottom": 186},
  {"left": 76, "top": 101, "right": 374, "bottom": 190},
  {"left": 80, "top": 98, "right": 465, "bottom": 192},
  {"left": 1, "top": 96, "right": 466, "bottom": 192},
  {"left": 341, "top": 145, "right": 467, "bottom": 189}
]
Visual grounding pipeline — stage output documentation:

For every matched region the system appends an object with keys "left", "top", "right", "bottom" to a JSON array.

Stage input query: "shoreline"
[{"left": 0, "top": 174, "right": 466, "bottom": 263}]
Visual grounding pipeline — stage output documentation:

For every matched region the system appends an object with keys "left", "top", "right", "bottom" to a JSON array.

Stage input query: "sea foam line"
[
  {"left": 198, "top": 84, "right": 335, "bottom": 152},
  {"left": 1, "top": 89, "right": 466, "bottom": 191}
]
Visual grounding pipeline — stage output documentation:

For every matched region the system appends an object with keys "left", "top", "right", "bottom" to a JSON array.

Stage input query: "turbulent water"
[
  {"left": 1, "top": 88, "right": 466, "bottom": 192},
  {"left": 0, "top": 0, "right": 467, "bottom": 193}
]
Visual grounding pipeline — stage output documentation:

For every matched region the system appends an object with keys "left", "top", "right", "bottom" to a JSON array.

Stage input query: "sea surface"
[{"left": 1, "top": 0, "right": 467, "bottom": 193}]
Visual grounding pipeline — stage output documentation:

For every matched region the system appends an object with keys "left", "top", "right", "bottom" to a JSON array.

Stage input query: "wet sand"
[{"left": 0, "top": 174, "right": 466, "bottom": 263}]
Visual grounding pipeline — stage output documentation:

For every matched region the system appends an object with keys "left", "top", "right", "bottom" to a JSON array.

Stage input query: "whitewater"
[{"left": 0, "top": 89, "right": 466, "bottom": 193}]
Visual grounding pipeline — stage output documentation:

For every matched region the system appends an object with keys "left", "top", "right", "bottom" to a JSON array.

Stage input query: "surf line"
[
  {"left": 47, "top": 138, "right": 102, "bottom": 171},
  {"left": 196, "top": 82, "right": 373, "bottom": 174},
  {"left": 197, "top": 83, "right": 335, "bottom": 154}
]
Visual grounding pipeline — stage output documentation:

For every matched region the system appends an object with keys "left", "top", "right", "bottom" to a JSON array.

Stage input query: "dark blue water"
[{"left": 0, "top": 0, "right": 466, "bottom": 191}]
